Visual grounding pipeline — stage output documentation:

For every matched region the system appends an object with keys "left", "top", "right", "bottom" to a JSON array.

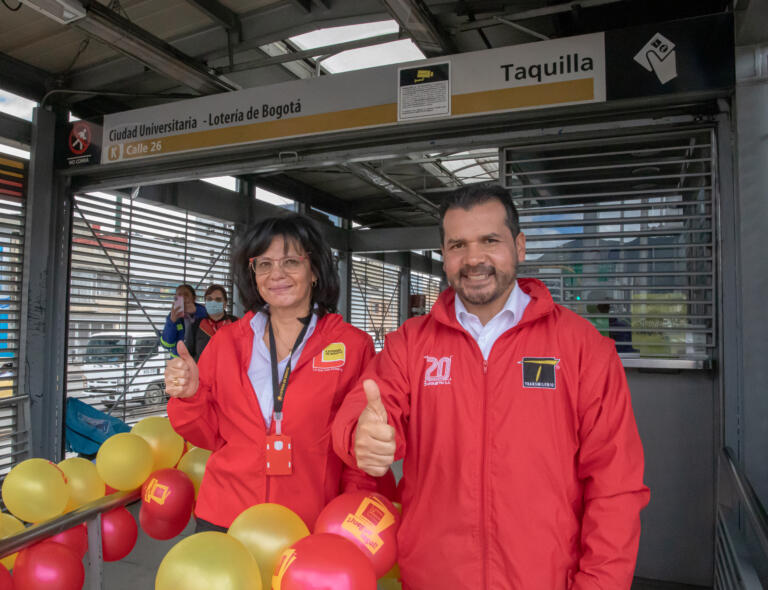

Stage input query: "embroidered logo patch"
[
  {"left": 424, "top": 355, "right": 452, "bottom": 386},
  {"left": 312, "top": 342, "right": 346, "bottom": 372},
  {"left": 519, "top": 357, "right": 560, "bottom": 389}
]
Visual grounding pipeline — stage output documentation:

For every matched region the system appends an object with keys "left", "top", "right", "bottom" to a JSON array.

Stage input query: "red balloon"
[
  {"left": 0, "top": 563, "right": 12, "bottom": 590},
  {"left": 138, "top": 506, "right": 190, "bottom": 540},
  {"left": 140, "top": 469, "right": 194, "bottom": 525},
  {"left": 101, "top": 507, "right": 137, "bottom": 562},
  {"left": 273, "top": 533, "right": 376, "bottom": 590},
  {"left": 13, "top": 541, "right": 83, "bottom": 590},
  {"left": 314, "top": 492, "right": 400, "bottom": 578},
  {"left": 49, "top": 524, "right": 88, "bottom": 559}
]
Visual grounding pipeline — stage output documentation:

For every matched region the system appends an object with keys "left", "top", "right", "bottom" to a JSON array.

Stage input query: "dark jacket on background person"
[
  {"left": 160, "top": 303, "right": 207, "bottom": 358},
  {"left": 185, "top": 314, "right": 238, "bottom": 361}
]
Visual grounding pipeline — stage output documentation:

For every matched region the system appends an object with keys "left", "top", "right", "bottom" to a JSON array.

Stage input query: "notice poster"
[{"left": 398, "top": 62, "right": 451, "bottom": 121}]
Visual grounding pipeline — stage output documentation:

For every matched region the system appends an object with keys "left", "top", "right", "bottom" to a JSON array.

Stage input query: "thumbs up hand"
[
  {"left": 164, "top": 341, "right": 199, "bottom": 399},
  {"left": 354, "top": 379, "right": 396, "bottom": 476}
]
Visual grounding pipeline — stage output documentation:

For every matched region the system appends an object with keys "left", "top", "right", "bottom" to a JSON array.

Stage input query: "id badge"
[{"left": 265, "top": 434, "right": 293, "bottom": 475}]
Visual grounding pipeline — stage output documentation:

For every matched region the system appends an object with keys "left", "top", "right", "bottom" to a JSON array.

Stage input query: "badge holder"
[{"left": 266, "top": 412, "right": 292, "bottom": 475}]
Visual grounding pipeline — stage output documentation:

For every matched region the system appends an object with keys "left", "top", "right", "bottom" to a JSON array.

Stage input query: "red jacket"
[
  {"left": 333, "top": 279, "right": 650, "bottom": 590},
  {"left": 168, "top": 311, "right": 378, "bottom": 529}
]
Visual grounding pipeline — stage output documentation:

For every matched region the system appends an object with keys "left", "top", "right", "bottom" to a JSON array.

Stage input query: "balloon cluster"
[
  {"left": 155, "top": 491, "right": 402, "bottom": 590},
  {"left": 0, "top": 416, "right": 209, "bottom": 590}
]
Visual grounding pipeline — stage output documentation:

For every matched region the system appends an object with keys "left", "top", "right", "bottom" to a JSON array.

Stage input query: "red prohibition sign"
[{"left": 69, "top": 122, "right": 91, "bottom": 155}]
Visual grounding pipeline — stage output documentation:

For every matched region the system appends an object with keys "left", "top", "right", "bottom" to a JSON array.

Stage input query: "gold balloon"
[
  {"left": 378, "top": 579, "right": 402, "bottom": 590},
  {"left": 227, "top": 503, "right": 309, "bottom": 590},
  {"left": 96, "top": 432, "right": 154, "bottom": 491},
  {"left": 132, "top": 416, "right": 185, "bottom": 471},
  {"left": 58, "top": 457, "right": 105, "bottom": 512},
  {"left": 380, "top": 562, "right": 400, "bottom": 580},
  {"left": 155, "top": 532, "right": 262, "bottom": 590},
  {"left": 0, "top": 512, "right": 24, "bottom": 569},
  {"left": 177, "top": 447, "right": 211, "bottom": 497},
  {"left": 1, "top": 459, "right": 69, "bottom": 523}
]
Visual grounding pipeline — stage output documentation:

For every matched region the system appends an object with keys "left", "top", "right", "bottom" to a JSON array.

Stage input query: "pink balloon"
[
  {"left": 138, "top": 507, "right": 190, "bottom": 541},
  {"left": 49, "top": 524, "right": 88, "bottom": 560},
  {"left": 0, "top": 563, "right": 12, "bottom": 590},
  {"left": 101, "top": 507, "right": 138, "bottom": 562},
  {"left": 13, "top": 541, "right": 83, "bottom": 590},
  {"left": 273, "top": 533, "right": 376, "bottom": 590}
]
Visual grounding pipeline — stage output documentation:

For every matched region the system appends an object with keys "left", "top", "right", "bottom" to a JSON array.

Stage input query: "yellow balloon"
[
  {"left": 1, "top": 459, "right": 69, "bottom": 523},
  {"left": 132, "top": 416, "right": 185, "bottom": 471},
  {"left": 177, "top": 447, "right": 211, "bottom": 497},
  {"left": 0, "top": 512, "right": 24, "bottom": 569},
  {"left": 58, "top": 457, "right": 105, "bottom": 512},
  {"left": 96, "top": 432, "right": 154, "bottom": 491},
  {"left": 378, "top": 579, "right": 402, "bottom": 590},
  {"left": 380, "top": 562, "right": 400, "bottom": 580},
  {"left": 156, "top": 532, "right": 262, "bottom": 590},
  {"left": 227, "top": 503, "right": 309, "bottom": 590}
]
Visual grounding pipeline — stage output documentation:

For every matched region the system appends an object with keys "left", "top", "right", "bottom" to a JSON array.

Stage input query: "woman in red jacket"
[{"left": 164, "top": 214, "right": 379, "bottom": 531}]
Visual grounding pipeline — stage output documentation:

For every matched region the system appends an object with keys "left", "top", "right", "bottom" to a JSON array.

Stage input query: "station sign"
[{"left": 100, "top": 13, "right": 732, "bottom": 165}]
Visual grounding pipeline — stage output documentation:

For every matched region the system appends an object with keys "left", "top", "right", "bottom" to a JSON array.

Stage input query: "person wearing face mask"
[
  {"left": 161, "top": 284, "right": 207, "bottom": 358},
  {"left": 164, "top": 214, "right": 388, "bottom": 532},
  {"left": 185, "top": 284, "right": 238, "bottom": 361}
]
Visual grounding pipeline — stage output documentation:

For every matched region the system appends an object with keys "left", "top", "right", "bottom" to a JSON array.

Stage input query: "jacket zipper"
[{"left": 481, "top": 358, "right": 489, "bottom": 589}]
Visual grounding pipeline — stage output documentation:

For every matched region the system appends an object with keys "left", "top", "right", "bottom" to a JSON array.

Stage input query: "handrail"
[
  {"left": 722, "top": 446, "right": 768, "bottom": 560},
  {"left": 0, "top": 489, "right": 140, "bottom": 558}
]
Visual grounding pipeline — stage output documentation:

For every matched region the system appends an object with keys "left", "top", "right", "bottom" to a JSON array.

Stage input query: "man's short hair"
[
  {"left": 177, "top": 284, "right": 195, "bottom": 299},
  {"left": 438, "top": 183, "right": 520, "bottom": 244},
  {"left": 232, "top": 213, "right": 339, "bottom": 317}
]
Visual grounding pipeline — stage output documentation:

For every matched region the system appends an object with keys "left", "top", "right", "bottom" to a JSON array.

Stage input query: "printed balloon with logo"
[
  {"left": 314, "top": 491, "right": 401, "bottom": 578},
  {"left": 272, "top": 533, "right": 376, "bottom": 590},
  {"left": 139, "top": 468, "right": 195, "bottom": 540}
]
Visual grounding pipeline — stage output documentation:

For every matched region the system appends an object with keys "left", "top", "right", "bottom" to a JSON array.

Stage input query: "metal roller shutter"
[
  {"left": 502, "top": 128, "right": 715, "bottom": 360},
  {"left": 409, "top": 270, "right": 442, "bottom": 317},
  {"left": 350, "top": 256, "right": 401, "bottom": 351},
  {"left": 66, "top": 191, "right": 235, "bottom": 425},
  {"left": 0, "top": 156, "right": 27, "bottom": 473}
]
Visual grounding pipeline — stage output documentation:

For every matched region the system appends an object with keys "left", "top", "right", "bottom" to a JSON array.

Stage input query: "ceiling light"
[{"left": 20, "top": 0, "right": 85, "bottom": 24}]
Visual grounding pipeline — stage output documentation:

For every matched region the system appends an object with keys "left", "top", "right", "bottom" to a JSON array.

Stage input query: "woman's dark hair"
[
  {"left": 233, "top": 214, "right": 339, "bottom": 317},
  {"left": 438, "top": 183, "right": 520, "bottom": 244},
  {"left": 176, "top": 284, "right": 196, "bottom": 299},
  {"left": 204, "top": 284, "right": 228, "bottom": 301}
]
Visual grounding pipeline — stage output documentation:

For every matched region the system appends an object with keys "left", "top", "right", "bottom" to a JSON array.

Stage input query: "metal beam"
[
  {"left": 350, "top": 225, "right": 440, "bottom": 252},
  {"left": 67, "top": 0, "right": 388, "bottom": 93},
  {"left": 0, "top": 112, "right": 32, "bottom": 148},
  {"left": 0, "top": 52, "right": 51, "bottom": 102},
  {"left": 216, "top": 32, "right": 401, "bottom": 75},
  {"left": 185, "top": 0, "right": 241, "bottom": 33},
  {"left": 244, "top": 173, "right": 351, "bottom": 219},
  {"left": 380, "top": 0, "right": 455, "bottom": 56},
  {"left": 345, "top": 163, "right": 439, "bottom": 219},
  {"left": 73, "top": 1, "right": 239, "bottom": 94}
]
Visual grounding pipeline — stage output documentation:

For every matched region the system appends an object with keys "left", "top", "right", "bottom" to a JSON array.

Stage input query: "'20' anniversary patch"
[{"left": 520, "top": 357, "right": 560, "bottom": 389}]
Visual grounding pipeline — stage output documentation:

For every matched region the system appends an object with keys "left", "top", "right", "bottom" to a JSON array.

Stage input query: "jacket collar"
[{"left": 431, "top": 278, "right": 555, "bottom": 332}]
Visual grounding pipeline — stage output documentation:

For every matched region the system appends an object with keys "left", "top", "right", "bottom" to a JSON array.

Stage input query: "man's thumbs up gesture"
[
  {"left": 354, "top": 379, "right": 396, "bottom": 476},
  {"left": 164, "top": 341, "right": 199, "bottom": 399}
]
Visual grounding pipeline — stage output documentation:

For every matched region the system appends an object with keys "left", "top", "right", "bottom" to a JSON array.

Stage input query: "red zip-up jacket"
[
  {"left": 168, "top": 311, "right": 379, "bottom": 529},
  {"left": 333, "top": 279, "right": 650, "bottom": 589}
]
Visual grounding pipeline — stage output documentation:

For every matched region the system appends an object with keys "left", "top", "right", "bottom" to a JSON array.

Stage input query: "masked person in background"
[
  {"left": 164, "top": 214, "right": 388, "bottom": 532},
  {"left": 185, "top": 284, "right": 238, "bottom": 361},
  {"left": 161, "top": 284, "right": 207, "bottom": 358}
]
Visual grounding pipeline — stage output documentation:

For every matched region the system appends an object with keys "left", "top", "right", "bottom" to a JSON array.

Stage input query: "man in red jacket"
[{"left": 332, "top": 183, "right": 650, "bottom": 589}]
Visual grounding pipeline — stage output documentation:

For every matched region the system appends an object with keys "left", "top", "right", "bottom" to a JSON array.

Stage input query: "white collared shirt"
[
  {"left": 247, "top": 310, "right": 317, "bottom": 428},
  {"left": 455, "top": 281, "right": 531, "bottom": 360}
]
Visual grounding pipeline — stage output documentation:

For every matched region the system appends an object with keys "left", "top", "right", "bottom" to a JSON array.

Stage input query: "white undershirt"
[
  {"left": 455, "top": 281, "right": 531, "bottom": 360},
  {"left": 247, "top": 310, "right": 317, "bottom": 428}
]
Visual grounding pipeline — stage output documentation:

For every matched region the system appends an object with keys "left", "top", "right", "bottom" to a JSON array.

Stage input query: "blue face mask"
[{"left": 205, "top": 300, "right": 225, "bottom": 316}]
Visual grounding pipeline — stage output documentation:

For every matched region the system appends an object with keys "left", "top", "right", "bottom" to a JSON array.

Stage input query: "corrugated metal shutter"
[
  {"left": 0, "top": 155, "right": 28, "bottom": 474},
  {"left": 409, "top": 270, "right": 442, "bottom": 316},
  {"left": 66, "top": 191, "right": 235, "bottom": 425},
  {"left": 350, "top": 256, "right": 401, "bottom": 351},
  {"left": 502, "top": 128, "right": 715, "bottom": 360}
]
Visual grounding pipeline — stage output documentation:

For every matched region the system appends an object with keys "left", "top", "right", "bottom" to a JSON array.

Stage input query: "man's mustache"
[{"left": 459, "top": 264, "right": 496, "bottom": 276}]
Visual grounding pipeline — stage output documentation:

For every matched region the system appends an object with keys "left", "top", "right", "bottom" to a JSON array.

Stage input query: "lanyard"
[{"left": 268, "top": 315, "right": 310, "bottom": 434}]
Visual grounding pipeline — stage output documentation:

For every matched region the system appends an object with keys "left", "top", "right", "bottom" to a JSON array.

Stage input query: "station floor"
[{"left": 96, "top": 503, "right": 710, "bottom": 590}]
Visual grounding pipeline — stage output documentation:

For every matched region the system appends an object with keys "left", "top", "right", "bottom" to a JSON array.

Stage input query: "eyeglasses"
[{"left": 249, "top": 254, "right": 310, "bottom": 275}]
